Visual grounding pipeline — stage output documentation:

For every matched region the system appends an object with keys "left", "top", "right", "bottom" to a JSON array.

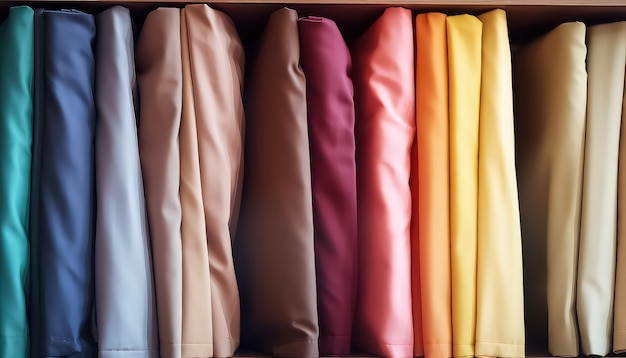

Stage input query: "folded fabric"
[
  {"left": 183, "top": 6, "right": 245, "bottom": 356},
  {"left": 446, "top": 14, "right": 482, "bottom": 358},
  {"left": 615, "top": 57, "right": 626, "bottom": 355},
  {"left": 30, "top": 8, "right": 97, "bottom": 357},
  {"left": 513, "top": 22, "right": 587, "bottom": 356},
  {"left": 136, "top": 8, "right": 183, "bottom": 358},
  {"left": 474, "top": 9, "right": 525, "bottom": 358},
  {"left": 94, "top": 6, "right": 159, "bottom": 358},
  {"left": 415, "top": 12, "right": 452, "bottom": 358},
  {"left": 577, "top": 21, "right": 626, "bottom": 357},
  {"left": 298, "top": 15, "right": 358, "bottom": 357},
  {"left": 0, "top": 6, "right": 33, "bottom": 358},
  {"left": 234, "top": 7, "right": 319, "bottom": 358},
  {"left": 351, "top": 7, "right": 415, "bottom": 358}
]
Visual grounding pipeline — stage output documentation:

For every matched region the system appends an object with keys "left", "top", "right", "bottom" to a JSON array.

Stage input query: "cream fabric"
[
  {"left": 474, "top": 9, "right": 525, "bottom": 358},
  {"left": 577, "top": 21, "right": 626, "bottom": 357},
  {"left": 513, "top": 22, "right": 587, "bottom": 357},
  {"left": 615, "top": 53, "right": 626, "bottom": 355}
]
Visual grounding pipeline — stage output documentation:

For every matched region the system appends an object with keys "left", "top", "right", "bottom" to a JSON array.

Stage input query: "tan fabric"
[
  {"left": 136, "top": 8, "right": 183, "bottom": 358},
  {"left": 179, "top": 9, "right": 213, "bottom": 357},
  {"left": 513, "top": 22, "right": 587, "bottom": 357},
  {"left": 185, "top": 5, "right": 244, "bottom": 357},
  {"left": 615, "top": 53, "right": 626, "bottom": 355},
  {"left": 577, "top": 21, "right": 626, "bottom": 357},
  {"left": 234, "top": 7, "right": 319, "bottom": 358}
]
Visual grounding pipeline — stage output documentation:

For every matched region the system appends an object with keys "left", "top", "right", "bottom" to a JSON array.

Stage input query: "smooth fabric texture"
[
  {"left": 351, "top": 7, "right": 415, "bottom": 358},
  {"left": 475, "top": 9, "right": 525, "bottom": 358},
  {"left": 577, "top": 21, "right": 626, "bottom": 357},
  {"left": 30, "top": 8, "right": 97, "bottom": 357},
  {"left": 0, "top": 6, "right": 33, "bottom": 358},
  {"left": 298, "top": 16, "right": 357, "bottom": 357},
  {"left": 446, "top": 14, "right": 481, "bottom": 358},
  {"left": 94, "top": 6, "right": 159, "bottom": 358},
  {"left": 234, "top": 8, "right": 319, "bottom": 358},
  {"left": 185, "top": 6, "right": 245, "bottom": 356},
  {"left": 615, "top": 61, "right": 626, "bottom": 355},
  {"left": 136, "top": 8, "right": 183, "bottom": 358},
  {"left": 415, "top": 13, "right": 452, "bottom": 358},
  {"left": 179, "top": 8, "right": 214, "bottom": 357},
  {"left": 514, "top": 22, "right": 587, "bottom": 357}
]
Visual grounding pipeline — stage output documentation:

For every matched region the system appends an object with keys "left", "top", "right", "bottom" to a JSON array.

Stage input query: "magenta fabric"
[{"left": 298, "top": 16, "right": 358, "bottom": 357}]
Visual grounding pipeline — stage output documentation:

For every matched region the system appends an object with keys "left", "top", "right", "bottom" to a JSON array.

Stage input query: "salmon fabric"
[
  {"left": 513, "top": 22, "right": 587, "bottom": 357},
  {"left": 136, "top": 8, "right": 183, "bottom": 358},
  {"left": 234, "top": 8, "right": 319, "bottom": 358},
  {"left": 475, "top": 9, "right": 525, "bottom": 358},
  {"left": 351, "top": 7, "right": 415, "bottom": 358},
  {"left": 446, "top": 14, "right": 482, "bottom": 358},
  {"left": 415, "top": 12, "right": 452, "bottom": 358},
  {"left": 298, "top": 16, "right": 357, "bottom": 357}
]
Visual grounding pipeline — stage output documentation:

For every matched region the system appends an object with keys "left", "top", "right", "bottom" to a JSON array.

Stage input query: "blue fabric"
[{"left": 30, "top": 8, "right": 97, "bottom": 358}]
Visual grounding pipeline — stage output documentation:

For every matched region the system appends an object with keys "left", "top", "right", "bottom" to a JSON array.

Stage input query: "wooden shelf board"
[{"left": 0, "top": 0, "right": 625, "bottom": 5}]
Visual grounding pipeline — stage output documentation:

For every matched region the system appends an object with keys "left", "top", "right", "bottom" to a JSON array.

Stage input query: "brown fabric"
[
  {"left": 136, "top": 7, "right": 183, "bottom": 358},
  {"left": 234, "top": 7, "right": 319, "bottom": 358},
  {"left": 185, "top": 4, "right": 245, "bottom": 357}
]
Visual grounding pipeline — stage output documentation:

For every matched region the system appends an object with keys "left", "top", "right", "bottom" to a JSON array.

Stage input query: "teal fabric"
[{"left": 0, "top": 6, "right": 34, "bottom": 358}]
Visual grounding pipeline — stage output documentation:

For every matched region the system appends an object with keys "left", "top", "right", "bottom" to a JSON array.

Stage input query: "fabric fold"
[
  {"left": 30, "top": 8, "right": 97, "bottom": 357},
  {"left": 351, "top": 7, "right": 415, "bottom": 358},
  {"left": 577, "top": 21, "right": 626, "bottom": 357},
  {"left": 415, "top": 12, "right": 452, "bottom": 358},
  {"left": 474, "top": 9, "right": 525, "bottom": 358},
  {"left": 0, "top": 6, "right": 33, "bottom": 358},
  {"left": 298, "top": 15, "right": 358, "bottom": 357},
  {"left": 446, "top": 14, "right": 482, "bottom": 358},
  {"left": 615, "top": 55, "right": 626, "bottom": 355},
  {"left": 234, "top": 7, "right": 319, "bottom": 358},
  {"left": 513, "top": 22, "right": 587, "bottom": 357},
  {"left": 94, "top": 6, "right": 160, "bottom": 358},
  {"left": 136, "top": 8, "right": 183, "bottom": 358}
]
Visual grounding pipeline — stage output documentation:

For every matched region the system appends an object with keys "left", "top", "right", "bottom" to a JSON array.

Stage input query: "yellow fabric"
[
  {"left": 578, "top": 21, "right": 626, "bottom": 357},
  {"left": 474, "top": 9, "right": 525, "bottom": 358},
  {"left": 513, "top": 22, "right": 587, "bottom": 357},
  {"left": 615, "top": 57, "right": 626, "bottom": 355},
  {"left": 446, "top": 14, "right": 481, "bottom": 358}
]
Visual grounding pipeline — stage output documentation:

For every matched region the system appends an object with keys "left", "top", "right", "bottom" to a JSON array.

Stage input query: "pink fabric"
[
  {"left": 298, "top": 16, "right": 358, "bottom": 357},
  {"left": 351, "top": 7, "right": 415, "bottom": 358}
]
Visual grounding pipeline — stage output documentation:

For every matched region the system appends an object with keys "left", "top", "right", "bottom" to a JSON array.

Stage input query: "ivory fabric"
[
  {"left": 184, "top": 5, "right": 245, "bottom": 356},
  {"left": 415, "top": 13, "right": 452, "bottom": 358},
  {"left": 0, "top": 6, "right": 33, "bottom": 358},
  {"left": 513, "top": 22, "right": 587, "bottom": 357},
  {"left": 30, "top": 8, "right": 97, "bottom": 357},
  {"left": 577, "top": 21, "right": 626, "bottom": 357},
  {"left": 298, "top": 16, "right": 358, "bottom": 357},
  {"left": 179, "top": 8, "right": 214, "bottom": 357},
  {"left": 446, "top": 14, "right": 481, "bottom": 358},
  {"left": 615, "top": 58, "right": 626, "bottom": 355},
  {"left": 474, "top": 9, "right": 525, "bottom": 358},
  {"left": 136, "top": 8, "right": 183, "bottom": 358},
  {"left": 94, "top": 6, "right": 160, "bottom": 358},
  {"left": 351, "top": 7, "right": 415, "bottom": 358},
  {"left": 234, "top": 8, "right": 319, "bottom": 358}
]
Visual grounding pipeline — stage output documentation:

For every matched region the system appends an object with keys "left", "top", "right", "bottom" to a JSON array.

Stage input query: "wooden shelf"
[{"left": 0, "top": 0, "right": 624, "bottom": 4}]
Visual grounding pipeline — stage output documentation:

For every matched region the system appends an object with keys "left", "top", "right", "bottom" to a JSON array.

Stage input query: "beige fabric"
[
  {"left": 577, "top": 21, "right": 626, "bottom": 357},
  {"left": 136, "top": 8, "right": 183, "bottom": 358},
  {"left": 234, "top": 7, "right": 319, "bottom": 358},
  {"left": 513, "top": 22, "right": 587, "bottom": 357},
  {"left": 615, "top": 52, "right": 626, "bottom": 355},
  {"left": 179, "top": 9, "right": 214, "bottom": 357},
  {"left": 184, "top": 5, "right": 244, "bottom": 357}
]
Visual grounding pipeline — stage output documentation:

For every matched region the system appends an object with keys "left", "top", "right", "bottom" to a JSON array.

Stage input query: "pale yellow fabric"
[
  {"left": 446, "top": 14, "right": 481, "bottom": 358},
  {"left": 474, "top": 9, "right": 525, "bottom": 358},
  {"left": 577, "top": 21, "right": 626, "bottom": 357},
  {"left": 513, "top": 22, "right": 587, "bottom": 357},
  {"left": 615, "top": 56, "right": 626, "bottom": 355}
]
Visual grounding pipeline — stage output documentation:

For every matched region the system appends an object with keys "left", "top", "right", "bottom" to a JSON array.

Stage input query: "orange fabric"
[{"left": 415, "top": 12, "right": 453, "bottom": 358}]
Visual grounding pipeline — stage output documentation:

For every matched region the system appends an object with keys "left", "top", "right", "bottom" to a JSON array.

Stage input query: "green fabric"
[{"left": 0, "top": 6, "right": 34, "bottom": 358}]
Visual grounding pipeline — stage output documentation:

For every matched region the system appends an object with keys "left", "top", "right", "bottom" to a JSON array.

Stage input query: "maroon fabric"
[{"left": 298, "top": 16, "right": 358, "bottom": 356}]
